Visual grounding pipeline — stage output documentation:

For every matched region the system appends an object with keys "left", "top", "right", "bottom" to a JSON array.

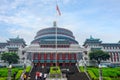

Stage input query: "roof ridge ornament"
[
  {"left": 90, "top": 35, "right": 93, "bottom": 39},
  {"left": 17, "top": 35, "right": 19, "bottom": 39}
]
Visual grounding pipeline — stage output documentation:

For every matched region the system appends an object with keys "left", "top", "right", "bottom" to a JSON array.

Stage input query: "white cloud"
[{"left": 0, "top": 0, "right": 120, "bottom": 45}]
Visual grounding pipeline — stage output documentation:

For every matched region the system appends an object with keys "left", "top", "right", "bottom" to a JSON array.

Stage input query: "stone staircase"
[
  {"left": 67, "top": 72, "right": 90, "bottom": 80},
  {"left": 29, "top": 66, "right": 49, "bottom": 80},
  {"left": 29, "top": 66, "right": 90, "bottom": 80},
  {"left": 61, "top": 66, "right": 90, "bottom": 80}
]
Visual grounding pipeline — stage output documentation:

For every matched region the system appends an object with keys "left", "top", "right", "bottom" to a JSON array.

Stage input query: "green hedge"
[
  {"left": 88, "top": 70, "right": 98, "bottom": 80},
  {"left": 26, "top": 66, "right": 31, "bottom": 73},
  {"left": 0, "top": 77, "right": 7, "bottom": 80},
  {"left": 0, "top": 68, "right": 23, "bottom": 77},
  {"left": 0, "top": 67, "right": 23, "bottom": 80},
  {"left": 50, "top": 66, "right": 61, "bottom": 74},
  {"left": 50, "top": 66, "right": 61, "bottom": 78},
  {"left": 87, "top": 67, "right": 120, "bottom": 80},
  {"left": 103, "top": 77, "right": 111, "bottom": 80},
  {"left": 15, "top": 70, "right": 23, "bottom": 80},
  {"left": 79, "top": 66, "right": 84, "bottom": 72}
]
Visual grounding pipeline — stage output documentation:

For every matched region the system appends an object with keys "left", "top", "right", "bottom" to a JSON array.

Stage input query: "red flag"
[{"left": 56, "top": 5, "right": 61, "bottom": 16}]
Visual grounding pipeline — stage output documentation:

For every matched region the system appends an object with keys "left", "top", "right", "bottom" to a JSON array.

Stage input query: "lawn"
[
  {"left": 0, "top": 66, "right": 31, "bottom": 80},
  {"left": 79, "top": 66, "right": 120, "bottom": 80}
]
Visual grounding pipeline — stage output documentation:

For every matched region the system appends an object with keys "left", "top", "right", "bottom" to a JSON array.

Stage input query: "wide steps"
[
  {"left": 29, "top": 66, "right": 90, "bottom": 80},
  {"left": 67, "top": 72, "right": 89, "bottom": 80}
]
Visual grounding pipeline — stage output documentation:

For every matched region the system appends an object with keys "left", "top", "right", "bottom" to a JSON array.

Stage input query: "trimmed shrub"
[
  {"left": 50, "top": 66, "right": 61, "bottom": 78},
  {"left": 15, "top": 70, "right": 23, "bottom": 80},
  {"left": 88, "top": 70, "right": 98, "bottom": 80},
  {"left": 26, "top": 66, "right": 31, "bottom": 73},
  {"left": 103, "top": 77, "right": 111, "bottom": 80},
  {"left": 0, "top": 77, "right": 7, "bottom": 80},
  {"left": 79, "top": 66, "right": 84, "bottom": 72}
]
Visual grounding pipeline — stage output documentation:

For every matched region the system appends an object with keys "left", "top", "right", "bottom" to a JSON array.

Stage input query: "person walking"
[
  {"left": 39, "top": 72, "right": 42, "bottom": 80},
  {"left": 23, "top": 74, "right": 27, "bottom": 80},
  {"left": 44, "top": 73, "right": 47, "bottom": 80},
  {"left": 13, "top": 72, "right": 17, "bottom": 80}
]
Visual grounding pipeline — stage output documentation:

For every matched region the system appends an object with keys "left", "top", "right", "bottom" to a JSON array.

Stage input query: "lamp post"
[
  {"left": 99, "top": 64, "right": 102, "bottom": 80},
  {"left": 23, "top": 61, "right": 26, "bottom": 73},
  {"left": 8, "top": 65, "right": 12, "bottom": 80},
  {"left": 84, "top": 60, "right": 87, "bottom": 72}
]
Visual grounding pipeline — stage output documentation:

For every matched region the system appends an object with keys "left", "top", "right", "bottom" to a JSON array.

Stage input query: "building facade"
[
  {"left": 0, "top": 36, "right": 26, "bottom": 63},
  {"left": 1, "top": 26, "right": 120, "bottom": 67},
  {"left": 25, "top": 22, "right": 83, "bottom": 66},
  {"left": 83, "top": 36, "right": 120, "bottom": 66}
]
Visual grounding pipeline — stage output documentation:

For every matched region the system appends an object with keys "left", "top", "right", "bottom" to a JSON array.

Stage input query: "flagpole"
[
  {"left": 55, "top": 0, "right": 61, "bottom": 67},
  {"left": 55, "top": 0, "right": 58, "bottom": 67},
  {"left": 55, "top": 21, "right": 57, "bottom": 67}
]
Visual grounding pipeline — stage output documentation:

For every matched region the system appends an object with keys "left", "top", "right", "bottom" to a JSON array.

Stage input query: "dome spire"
[{"left": 53, "top": 21, "right": 57, "bottom": 27}]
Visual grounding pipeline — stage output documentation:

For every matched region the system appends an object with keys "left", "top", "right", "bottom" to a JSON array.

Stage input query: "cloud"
[{"left": 0, "top": 0, "right": 120, "bottom": 45}]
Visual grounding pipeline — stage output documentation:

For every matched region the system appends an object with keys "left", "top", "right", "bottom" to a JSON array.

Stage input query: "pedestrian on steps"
[{"left": 23, "top": 74, "right": 27, "bottom": 80}]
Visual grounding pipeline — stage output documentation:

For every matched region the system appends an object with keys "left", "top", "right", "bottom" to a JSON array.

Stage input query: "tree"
[
  {"left": 89, "top": 50, "right": 110, "bottom": 65},
  {"left": 1, "top": 52, "right": 19, "bottom": 64}
]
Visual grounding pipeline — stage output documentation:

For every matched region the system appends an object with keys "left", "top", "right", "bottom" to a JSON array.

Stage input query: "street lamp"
[
  {"left": 83, "top": 57, "right": 87, "bottom": 72},
  {"left": 84, "top": 60, "right": 87, "bottom": 72},
  {"left": 23, "top": 62, "right": 26, "bottom": 73},
  {"left": 8, "top": 65, "right": 12, "bottom": 80},
  {"left": 99, "top": 64, "right": 102, "bottom": 80}
]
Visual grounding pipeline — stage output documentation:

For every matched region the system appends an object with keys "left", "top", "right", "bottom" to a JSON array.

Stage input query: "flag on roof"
[{"left": 56, "top": 4, "right": 61, "bottom": 16}]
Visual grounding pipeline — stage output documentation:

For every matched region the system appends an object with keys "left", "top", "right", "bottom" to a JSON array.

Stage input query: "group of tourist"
[{"left": 35, "top": 71, "right": 47, "bottom": 80}]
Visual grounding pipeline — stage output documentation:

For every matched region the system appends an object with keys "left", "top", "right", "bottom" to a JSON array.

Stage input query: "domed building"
[{"left": 26, "top": 22, "right": 83, "bottom": 66}]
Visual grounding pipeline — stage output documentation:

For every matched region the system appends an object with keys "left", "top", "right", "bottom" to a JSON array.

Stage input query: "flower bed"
[{"left": 49, "top": 66, "right": 62, "bottom": 78}]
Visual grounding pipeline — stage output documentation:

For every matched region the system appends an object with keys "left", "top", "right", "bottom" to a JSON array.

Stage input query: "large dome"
[{"left": 31, "top": 26, "right": 78, "bottom": 44}]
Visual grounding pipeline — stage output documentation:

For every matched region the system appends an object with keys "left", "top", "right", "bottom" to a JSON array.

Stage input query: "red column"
[
  {"left": 69, "top": 53, "right": 71, "bottom": 60},
  {"left": 68, "top": 53, "right": 70, "bottom": 60},
  {"left": 45, "top": 63, "right": 46, "bottom": 66},
  {"left": 46, "top": 53, "right": 47, "bottom": 60},
  {"left": 38, "top": 53, "right": 40, "bottom": 60}
]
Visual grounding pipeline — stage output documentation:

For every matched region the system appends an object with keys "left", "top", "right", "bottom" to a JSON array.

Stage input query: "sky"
[{"left": 0, "top": 0, "right": 120, "bottom": 45}]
